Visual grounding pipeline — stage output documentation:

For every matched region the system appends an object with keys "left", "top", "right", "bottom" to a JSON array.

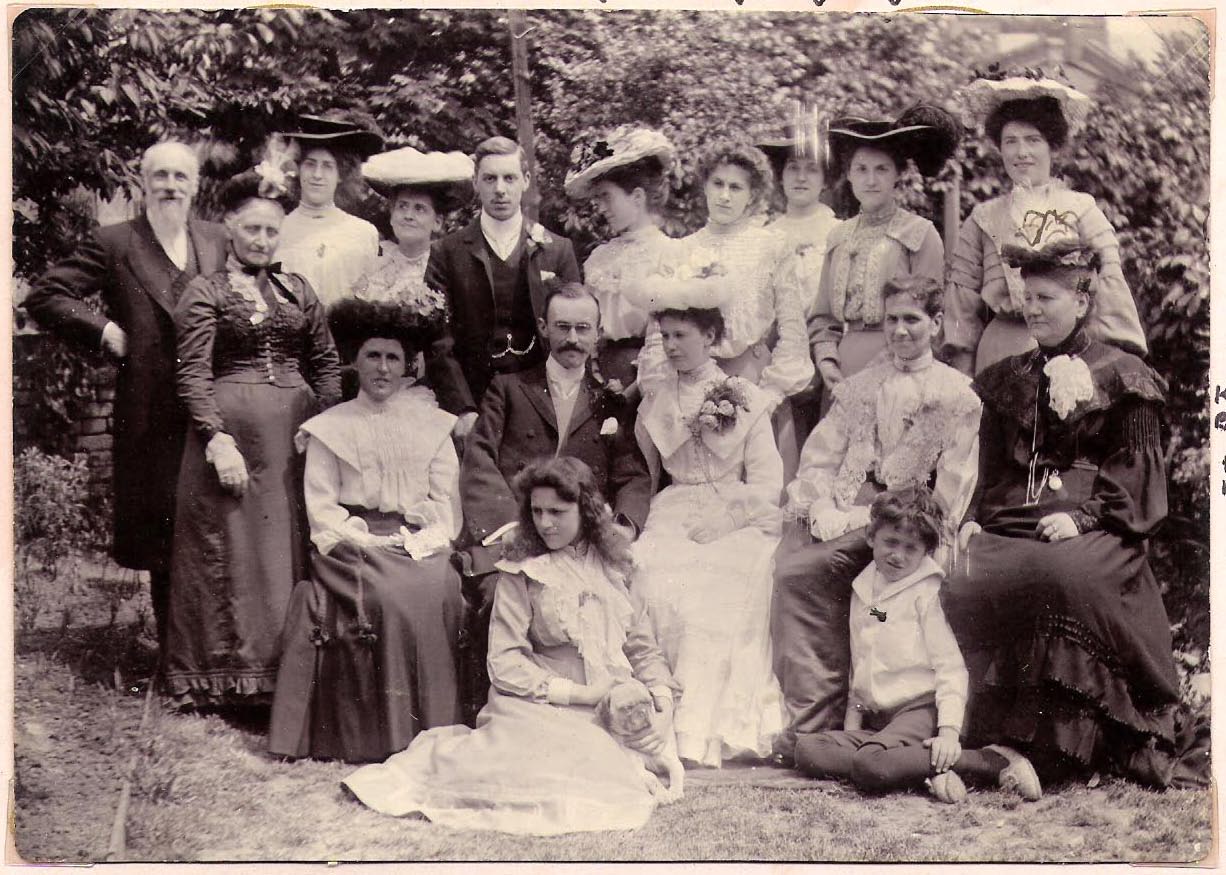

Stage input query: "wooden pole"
[
  {"left": 942, "top": 165, "right": 962, "bottom": 267},
  {"left": 508, "top": 9, "right": 540, "bottom": 222}
]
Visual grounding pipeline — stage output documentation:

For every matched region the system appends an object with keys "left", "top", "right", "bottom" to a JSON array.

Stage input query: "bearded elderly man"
[{"left": 25, "top": 141, "right": 227, "bottom": 649}]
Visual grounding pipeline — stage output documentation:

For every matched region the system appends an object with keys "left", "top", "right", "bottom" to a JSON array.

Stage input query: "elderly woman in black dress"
[
  {"left": 167, "top": 162, "right": 341, "bottom": 707},
  {"left": 941, "top": 235, "right": 1179, "bottom": 789}
]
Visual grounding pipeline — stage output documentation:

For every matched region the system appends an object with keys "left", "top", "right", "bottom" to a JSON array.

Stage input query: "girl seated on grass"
[{"left": 794, "top": 486, "right": 1041, "bottom": 804}]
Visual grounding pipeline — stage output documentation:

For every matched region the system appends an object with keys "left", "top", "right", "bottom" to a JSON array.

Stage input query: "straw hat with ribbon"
[{"left": 565, "top": 125, "right": 676, "bottom": 200}]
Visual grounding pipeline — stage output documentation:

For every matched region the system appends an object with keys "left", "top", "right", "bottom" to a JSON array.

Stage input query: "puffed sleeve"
[
  {"left": 487, "top": 573, "right": 557, "bottom": 702},
  {"left": 786, "top": 398, "right": 851, "bottom": 516},
  {"left": 174, "top": 276, "right": 225, "bottom": 440},
  {"left": 932, "top": 402, "right": 981, "bottom": 535},
  {"left": 808, "top": 245, "right": 843, "bottom": 366},
  {"left": 908, "top": 223, "right": 946, "bottom": 284},
  {"left": 735, "top": 406, "right": 784, "bottom": 512},
  {"left": 302, "top": 434, "right": 370, "bottom": 555},
  {"left": 1073, "top": 399, "right": 1167, "bottom": 538},
  {"left": 621, "top": 590, "right": 681, "bottom": 701},
  {"left": 943, "top": 215, "right": 991, "bottom": 357},
  {"left": 424, "top": 433, "right": 462, "bottom": 542},
  {"left": 759, "top": 251, "right": 817, "bottom": 404},
  {"left": 1080, "top": 204, "right": 1148, "bottom": 357},
  {"left": 298, "top": 279, "right": 342, "bottom": 408}
]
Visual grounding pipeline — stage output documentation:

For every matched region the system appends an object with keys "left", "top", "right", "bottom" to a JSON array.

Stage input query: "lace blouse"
[
  {"left": 298, "top": 387, "right": 460, "bottom": 556},
  {"left": 637, "top": 220, "right": 814, "bottom": 404},
  {"left": 810, "top": 206, "right": 944, "bottom": 366},
  {"left": 488, "top": 547, "right": 680, "bottom": 706},
  {"left": 786, "top": 351, "right": 981, "bottom": 541},
  {"left": 583, "top": 225, "right": 680, "bottom": 341},
  {"left": 768, "top": 206, "right": 843, "bottom": 320}
]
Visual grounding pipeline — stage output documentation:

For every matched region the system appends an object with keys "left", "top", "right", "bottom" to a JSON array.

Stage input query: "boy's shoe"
[
  {"left": 985, "top": 744, "right": 1043, "bottom": 800},
  {"left": 926, "top": 770, "right": 968, "bottom": 803}
]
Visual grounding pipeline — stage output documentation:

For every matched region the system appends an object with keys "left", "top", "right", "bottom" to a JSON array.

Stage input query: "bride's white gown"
[{"left": 632, "top": 359, "right": 786, "bottom": 767}]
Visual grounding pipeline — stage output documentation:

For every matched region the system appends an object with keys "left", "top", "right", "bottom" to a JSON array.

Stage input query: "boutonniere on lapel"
[{"left": 525, "top": 222, "right": 552, "bottom": 256}]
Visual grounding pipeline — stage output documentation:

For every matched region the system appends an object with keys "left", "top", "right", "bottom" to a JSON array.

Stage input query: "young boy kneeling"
[{"left": 794, "top": 486, "right": 1041, "bottom": 803}]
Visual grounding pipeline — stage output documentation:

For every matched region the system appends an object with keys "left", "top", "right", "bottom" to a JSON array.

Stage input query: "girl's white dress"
[
  {"left": 632, "top": 359, "right": 786, "bottom": 766},
  {"left": 278, "top": 204, "right": 380, "bottom": 308},
  {"left": 343, "top": 546, "right": 679, "bottom": 835}
]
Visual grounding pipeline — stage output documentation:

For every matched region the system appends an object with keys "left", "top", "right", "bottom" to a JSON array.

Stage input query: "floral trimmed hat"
[
  {"left": 564, "top": 125, "right": 676, "bottom": 199},
  {"left": 960, "top": 73, "right": 1093, "bottom": 140},
  {"left": 755, "top": 103, "right": 832, "bottom": 174},
  {"left": 361, "top": 146, "right": 474, "bottom": 209},
  {"left": 828, "top": 104, "right": 961, "bottom": 178}
]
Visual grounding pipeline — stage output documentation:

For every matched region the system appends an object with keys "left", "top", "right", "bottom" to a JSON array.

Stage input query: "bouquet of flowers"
[{"left": 686, "top": 378, "right": 750, "bottom": 439}]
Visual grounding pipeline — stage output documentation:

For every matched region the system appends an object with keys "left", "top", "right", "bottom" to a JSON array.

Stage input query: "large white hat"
[
  {"left": 565, "top": 126, "right": 675, "bottom": 199},
  {"left": 960, "top": 76, "right": 1093, "bottom": 139},
  {"left": 361, "top": 147, "right": 474, "bottom": 198},
  {"left": 621, "top": 246, "right": 738, "bottom": 314}
]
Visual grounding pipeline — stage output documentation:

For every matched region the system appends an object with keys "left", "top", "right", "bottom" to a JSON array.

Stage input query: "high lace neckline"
[
  {"left": 892, "top": 348, "right": 935, "bottom": 373},
  {"left": 858, "top": 200, "right": 898, "bottom": 228},
  {"left": 677, "top": 358, "right": 723, "bottom": 385},
  {"left": 702, "top": 214, "right": 756, "bottom": 238},
  {"left": 294, "top": 203, "right": 339, "bottom": 221}
]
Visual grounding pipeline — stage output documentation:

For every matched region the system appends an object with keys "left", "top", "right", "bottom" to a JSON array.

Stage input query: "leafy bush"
[{"left": 13, "top": 449, "right": 101, "bottom": 632}]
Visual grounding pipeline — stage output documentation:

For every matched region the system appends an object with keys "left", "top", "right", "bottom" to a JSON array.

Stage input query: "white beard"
[{"left": 146, "top": 197, "right": 191, "bottom": 231}]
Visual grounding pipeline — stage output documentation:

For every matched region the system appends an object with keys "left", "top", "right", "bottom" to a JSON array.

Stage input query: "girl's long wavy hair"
[{"left": 505, "top": 456, "right": 634, "bottom": 577}]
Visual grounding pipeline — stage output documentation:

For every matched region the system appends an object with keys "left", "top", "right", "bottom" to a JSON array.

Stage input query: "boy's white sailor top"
[{"left": 848, "top": 554, "right": 968, "bottom": 734}]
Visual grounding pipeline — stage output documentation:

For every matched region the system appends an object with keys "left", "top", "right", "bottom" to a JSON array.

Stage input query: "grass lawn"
[{"left": 11, "top": 633, "right": 1213, "bottom": 865}]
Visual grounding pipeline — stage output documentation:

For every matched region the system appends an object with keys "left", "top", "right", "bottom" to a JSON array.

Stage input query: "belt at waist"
[
  {"left": 339, "top": 505, "right": 415, "bottom": 536},
  {"left": 215, "top": 368, "right": 308, "bottom": 388}
]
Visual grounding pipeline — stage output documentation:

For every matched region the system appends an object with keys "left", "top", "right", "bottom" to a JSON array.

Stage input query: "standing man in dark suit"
[
  {"left": 456, "top": 282, "right": 652, "bottom": 721},
  {"left": 425, "top": 135, "right": 581, "bottom": 438},
  {"left": 24, "top": 141, "right": 228, "bottom": 650}
]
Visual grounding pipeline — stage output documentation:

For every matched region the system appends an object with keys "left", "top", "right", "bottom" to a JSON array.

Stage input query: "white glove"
[
  {"left": 101, "top": 322, "right": 128, "bottom": 358},
  {"left": 809, "top": 506, "right": 850, "bottom": 542},
  {"left": 205, "top": 433, "right": 249, "bottom": 497},
  {"left": 686, "top": 508, "right": 739, "bottom": 544}
]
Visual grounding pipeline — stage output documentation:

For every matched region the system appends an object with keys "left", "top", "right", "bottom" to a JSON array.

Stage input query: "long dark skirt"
[
  {"left": 941, "top": 509, "right": 1179, "bottom": 778},
  {"left": 164, "top": 381, "right": 315, "bottom": 704},
  {"left": 269, "top": 511, "right": 465, "bottom": 763}
]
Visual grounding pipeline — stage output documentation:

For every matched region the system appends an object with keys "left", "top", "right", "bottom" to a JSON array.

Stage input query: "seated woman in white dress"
[
  {"left": 629, "top": 280, "right": 786, "bottom": 767},
  {"left": 269, "top": 298, "right": 464, "bottom": 763},
  {"left": 343, "top": 456, "right": 680, "bottom": 835}
]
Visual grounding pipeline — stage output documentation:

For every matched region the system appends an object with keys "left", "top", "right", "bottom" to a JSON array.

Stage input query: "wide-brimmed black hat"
[
  {"left": 328, "top": 297, "right": 446, "bottom": 362},
  {"left": 829, "top": 104, "right": 961, "bottom": 178},
  {"left": 279, "top": 111, "right": 385, "bottom": 160}
]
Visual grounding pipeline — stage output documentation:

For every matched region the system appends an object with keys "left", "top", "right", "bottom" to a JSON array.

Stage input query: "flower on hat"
[{"left": 564, "top": 126, "right": 677, "bottom": 199}]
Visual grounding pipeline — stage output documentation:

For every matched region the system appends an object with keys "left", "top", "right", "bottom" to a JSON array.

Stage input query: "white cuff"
[{"left": 546, "top": 677, "right": 574, "bottom": 706}]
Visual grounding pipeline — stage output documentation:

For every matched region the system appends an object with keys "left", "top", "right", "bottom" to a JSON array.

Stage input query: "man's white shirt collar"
[
  {"left": 546, "top": 355, "right": 585, "bottom": 398},
  {"left": 480, "top": 210, "right": 524, "bottom": 261}
]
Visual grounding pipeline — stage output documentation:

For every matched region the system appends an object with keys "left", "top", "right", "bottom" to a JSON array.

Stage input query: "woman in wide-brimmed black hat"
[
  {"left": 276, "top": 111, "right": 386, "bottom": 307},
  {"left": 810, "top": 105, "right": 960, "bottom": 397}
]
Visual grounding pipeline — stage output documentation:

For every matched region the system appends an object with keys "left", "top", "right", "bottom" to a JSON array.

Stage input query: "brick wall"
[{"left": 13, "top": 331, "right": 118, "bottom": 502}]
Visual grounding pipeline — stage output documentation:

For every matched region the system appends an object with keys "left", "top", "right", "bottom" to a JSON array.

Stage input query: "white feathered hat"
[
  {"left": 960, "top": 75, "right": 1093, "bottom": 140},
  {"left": 361, "top": 147, "right": 474, "bottom": 203}
]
